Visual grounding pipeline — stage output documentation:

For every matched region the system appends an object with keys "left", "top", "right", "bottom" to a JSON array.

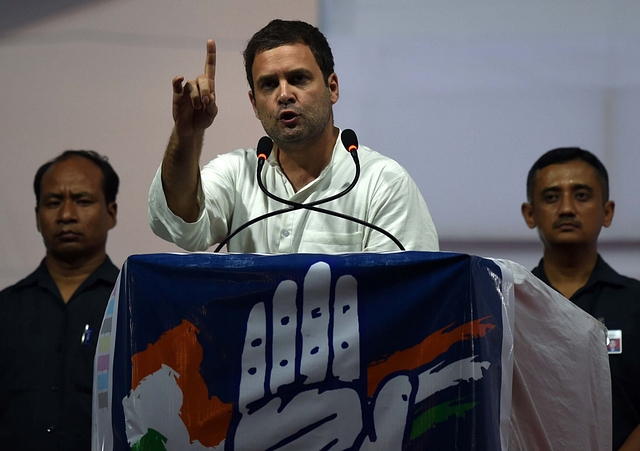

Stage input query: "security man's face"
[
  {"left": 521, "top": 159, "right": 614, "bottom": 250},
  {"left": 36, "top": 156, "right": 117, "bottom": 264}
]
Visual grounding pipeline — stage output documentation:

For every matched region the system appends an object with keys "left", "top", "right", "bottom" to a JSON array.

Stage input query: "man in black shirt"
[
  {"left": 0, "top": 150, "right": 119, "bottom": 450},
  {"left": 521, "top": 147, "right": 640, "bottom": 450}
]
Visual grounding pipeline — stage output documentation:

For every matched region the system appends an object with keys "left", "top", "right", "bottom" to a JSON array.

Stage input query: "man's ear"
[
  {"left": 248, "top": 90, "right": 259, "bottom": 119},
  {"left": 107, "top": 202, "right": 118, "bottom": 230},
  {"left": 35, "top": 207, "right": 41, "bottom": 232},
  {"left": 521, "top": 202, "right": 536, "bottom": 229},
  {"left": 603, "top": 200, "right": 615, "bottom": 228},
  {"left": 328, "top": 73, "right": 339, "bottom": 104}
]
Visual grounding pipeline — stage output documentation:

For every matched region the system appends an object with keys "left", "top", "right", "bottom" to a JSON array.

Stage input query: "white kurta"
[{"left": 148, "top": 129, "right": 438, "bottom": 253}]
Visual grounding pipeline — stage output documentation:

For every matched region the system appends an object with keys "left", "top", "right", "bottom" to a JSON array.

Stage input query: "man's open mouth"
[{"left": 279, "top": 111, "right": 298, "bottom": 122}]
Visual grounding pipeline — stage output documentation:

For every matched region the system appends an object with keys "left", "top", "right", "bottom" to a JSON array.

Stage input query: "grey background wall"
[
  {"left": 1, "top": 0, "right": 638, "bottom": 289},
  {"left": 321, "top": 0, "right": 640, "bottom": 278}
]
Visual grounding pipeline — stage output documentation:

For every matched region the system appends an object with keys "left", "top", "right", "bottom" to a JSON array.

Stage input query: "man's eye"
[
  {"left": 44, "top": 200, "right": 61, "bottom": 208},
  {"left": 291, "top": 74, "right": 308, "bottom": 84},
  {"left": 575, "top": 192, "right": 590, "bottom": 201},
  {"left": 543, "top": 195, "right": 558, "bottom": 203}
]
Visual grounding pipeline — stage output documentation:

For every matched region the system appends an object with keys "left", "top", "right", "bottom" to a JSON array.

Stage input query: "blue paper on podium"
[{"left": 92, "top": 252, "right": 609, "bottom": 450}]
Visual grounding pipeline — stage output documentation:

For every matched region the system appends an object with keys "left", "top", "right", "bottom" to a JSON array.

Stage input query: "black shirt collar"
[
  {"left": 532, "top": 254, "right": 626, "bottom": 298},
  {"left": 14, "top": 256, "right": 119, "bottom": 298}
]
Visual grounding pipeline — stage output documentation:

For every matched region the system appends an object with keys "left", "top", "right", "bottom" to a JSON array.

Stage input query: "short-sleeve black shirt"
[
  {"left": 0, "top": 257, "right": 119, "bottom": 451},
  {"left": 533, "top": 256, "right": 640, "bottom": 450}
]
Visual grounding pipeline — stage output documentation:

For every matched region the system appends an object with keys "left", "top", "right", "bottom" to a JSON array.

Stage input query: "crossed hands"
[{"left": 172, "top": 40, "right": 218, "bottom": 136}]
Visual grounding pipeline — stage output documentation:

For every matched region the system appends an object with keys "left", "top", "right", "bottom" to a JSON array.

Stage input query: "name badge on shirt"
[{"left": 607, "top": 329, "right": 622, "bottom": 354}]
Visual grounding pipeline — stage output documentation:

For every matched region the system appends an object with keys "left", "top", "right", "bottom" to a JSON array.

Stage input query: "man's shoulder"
[
  {"left": 589, "top": 258, "right": 640, "bottom": 308},
  {"left": 0, "top": 265, "right": 43, "bottom": 299},
  {"left": 0, "top": 279, "right": 25, "bottom": 299},
  {"left": 357, "top": 144, "right": 409, "bottom": 177},
  {"left": 596, "top": 257, "right": 640, "bottom": 288},
  {"left": 204, "top": 147, "right": 255, "bottom": 167},
  {"left": 611, "top": 270, "right": 640, "bottom": 292},
  {"left": 531, "top": 259, "right": 545, "bottom": 278},
  {"left": 200, "top": 148, "right": 259, "bottom": 183}
]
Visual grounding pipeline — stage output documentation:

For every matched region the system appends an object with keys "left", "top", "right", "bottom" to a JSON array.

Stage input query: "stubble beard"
[{"left": 261, "top": 90, "right": 333, "bottom": 150}]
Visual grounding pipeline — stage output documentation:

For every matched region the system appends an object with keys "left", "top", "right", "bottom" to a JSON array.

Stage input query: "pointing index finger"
[{"left": 204, "top": 39, "right": 216, "bottom": 84}]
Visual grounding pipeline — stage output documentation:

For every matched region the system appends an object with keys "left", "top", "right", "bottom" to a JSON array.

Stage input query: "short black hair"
[
  {"left": 243, "top": 19, "right": 335, "bottom": 93},
  {"left": 34, "top": 150, "right": 120, "bottom": 206},
  {"left": 526, "top": 147, "right": 609, "bottom": 203}
]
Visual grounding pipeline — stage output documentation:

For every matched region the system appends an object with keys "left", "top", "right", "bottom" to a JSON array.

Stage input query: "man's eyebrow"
[
  {"left": 256, "top": 68, "right": 313, "bottom": 84},
  {"left": 540, "top": 183, "right": 594, "bottom": 193},
  {"left": 40, "top": 191, "right": 62, "bottom": 199},
  {"left": 255, "top": 73, "right": 276, "bottom": 85},
  {"left": 41, "top": 191, "right": 95, "bottom": 199},
  {"left": 570, "top": 183, "right": 593, "bottom": 191},
  {"left": 68, "top": 191, "right": 99, "bottom": 202},
  {"left": 287, "top": 68, "right": 313, "bottom": 76}
]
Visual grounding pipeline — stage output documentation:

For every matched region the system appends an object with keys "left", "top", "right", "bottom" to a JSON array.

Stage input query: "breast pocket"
[{"left": 70, "top": 330, "right": 98, "bottom": 393}]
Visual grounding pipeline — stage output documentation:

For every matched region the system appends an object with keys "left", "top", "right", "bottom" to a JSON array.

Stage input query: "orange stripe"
[
  {"left": 366, "top": 317, "right": 496, "bottom": 397},
  {"left": 131, "top": 320, "right": 232, "bottom": 447}
]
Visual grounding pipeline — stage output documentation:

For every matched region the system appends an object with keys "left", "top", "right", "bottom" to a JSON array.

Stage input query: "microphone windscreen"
[
  {"left": 341, "top": 129, "right": 359, "bottom": 153},
  {"left": 257, "top": 136, "right": 273, "bottom": 160}
]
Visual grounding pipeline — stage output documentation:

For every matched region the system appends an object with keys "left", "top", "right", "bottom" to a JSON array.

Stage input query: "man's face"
[
  {"left": 521, "top": 159, "right": 614, "bottom": 250},
  {"left": 248, "top": 43, "right": 339, "bottom": 147},
  {"left": 36, "top": 156, "right": 117, "bottom": 263}
]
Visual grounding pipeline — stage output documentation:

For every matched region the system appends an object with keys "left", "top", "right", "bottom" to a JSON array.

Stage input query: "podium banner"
[{"left": 93, "top": 252, "right": 514, "bottom": 450}]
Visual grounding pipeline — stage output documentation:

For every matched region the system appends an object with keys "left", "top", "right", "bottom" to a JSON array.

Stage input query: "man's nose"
[
  {"left": 277, "top": 82, "right": 294, "bottom": 104},
  {"left": 58, "top": 200, "right": 78, "bottom": 222},
  {"left": 558, "top": 193, "right": 576, "bottom": 215}
]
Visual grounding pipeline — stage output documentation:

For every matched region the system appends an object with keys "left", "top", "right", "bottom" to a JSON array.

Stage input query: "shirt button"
[
  {"left": 282, "top": 230, "right": 290, "bottom": 237},
  {"left": 47, "top": 426, "right": 56, "bottom": 433},
  {"left": 50, "top": 386, "right": 59, "bottom": 392}
]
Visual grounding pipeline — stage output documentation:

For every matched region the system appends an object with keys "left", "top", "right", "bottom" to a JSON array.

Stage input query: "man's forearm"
[{"left": 161, "top": 127, "right": 204, "bottom": 222}]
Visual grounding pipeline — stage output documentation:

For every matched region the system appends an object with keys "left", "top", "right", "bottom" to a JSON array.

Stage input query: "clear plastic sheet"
[{"left": 494, "top": 259, "right": 611, "bottom": 451}]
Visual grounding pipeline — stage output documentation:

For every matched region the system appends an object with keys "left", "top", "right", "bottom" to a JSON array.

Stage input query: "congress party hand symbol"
[
  {"left": 233, "top": 262, "right": 367, "bottom": 450},
  {"left": 232, "top": 261, "right": 489, "bottom": 450}
]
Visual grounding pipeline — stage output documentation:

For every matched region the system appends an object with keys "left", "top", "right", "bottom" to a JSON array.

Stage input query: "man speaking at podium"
[{"left": 149, "top": 19, "right": 438, "bottom": 253}]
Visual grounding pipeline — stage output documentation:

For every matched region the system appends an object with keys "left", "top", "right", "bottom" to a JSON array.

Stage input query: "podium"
[{"left": 92, "top": 252, "right": 610, "bottom": 450}]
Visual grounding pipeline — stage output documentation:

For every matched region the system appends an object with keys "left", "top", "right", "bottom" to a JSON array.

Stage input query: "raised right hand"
[{"left": 171, "top": 39, "right": 218, "bottom": 136}]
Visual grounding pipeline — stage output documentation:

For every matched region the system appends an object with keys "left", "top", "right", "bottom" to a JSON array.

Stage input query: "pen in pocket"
[{"left": 81, "top": 324, "right": 93, "bottom": 346}]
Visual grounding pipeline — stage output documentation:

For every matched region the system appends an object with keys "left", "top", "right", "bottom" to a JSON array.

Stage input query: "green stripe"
[
  {"left": 131, "top": 428, "right": 168, "bottom": 451},
  {"left": 411, "top": 399, "right": 479, "bottom": 440}
]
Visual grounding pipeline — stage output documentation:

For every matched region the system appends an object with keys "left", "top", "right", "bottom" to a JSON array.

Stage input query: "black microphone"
[
  {"left": 341, "top": 128, "right": 358, "bottom": 153},
  {"left": 256, "top": 135, "right": 273, "bottom": 168},
  {"left": 214, "top": 130, "right": 404, "bottom": 252},
  {"left": 255, "top": 132, "right": 360, "bottom": 209}
]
